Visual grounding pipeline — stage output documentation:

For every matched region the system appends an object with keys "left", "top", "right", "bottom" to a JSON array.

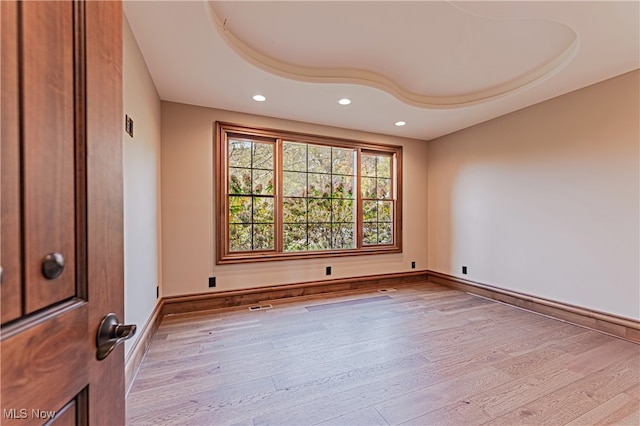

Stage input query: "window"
[
  {"left": 282, "top": 142, "right": 356, "bottom": 252},
  {"left": 228, "top": 138, "right": 275, "bottom": 251},
  {"left": 216, "top": 123, "right": 402, "bottom": 263}
]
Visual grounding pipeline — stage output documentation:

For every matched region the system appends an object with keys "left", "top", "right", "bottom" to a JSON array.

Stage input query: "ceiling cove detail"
[{"left": 207, "top": 1, "right": 579, "bottom": 109}]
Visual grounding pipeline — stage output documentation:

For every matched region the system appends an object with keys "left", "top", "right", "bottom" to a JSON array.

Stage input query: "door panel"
[
  {"left": 1, "top": 304, "right": 89, "bottom": 421},
  {"left": 1, "top": 1, "right": 125, "bottom": 425},
  {"left": 0, "top": 0, "right": 22, "bottom": 323},
  {"left": 47, "top": 399, "right": 78, "bottom": 426},
  {"left": 22, "top": 0, "right": 77, "bottom": 314}
]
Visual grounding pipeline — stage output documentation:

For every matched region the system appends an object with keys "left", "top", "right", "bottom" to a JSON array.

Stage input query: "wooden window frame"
[{"left": 216, "top": 122, "right": 403, "bottom": 264}]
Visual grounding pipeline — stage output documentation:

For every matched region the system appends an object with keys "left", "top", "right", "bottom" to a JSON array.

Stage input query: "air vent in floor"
[{"left": 248, "top": 304, "right": 273, "bottom": 311}]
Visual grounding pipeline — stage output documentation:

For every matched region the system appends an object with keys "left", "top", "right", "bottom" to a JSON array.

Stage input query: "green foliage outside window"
[
  {"left": 228, "top": 139, "right": 275, "bottom": 251},
  {"left": 362, "top": 154, "right": 393, "bottom": 245},
  {"left": 282, "top": 142, "right": 356, "bottom": 252}
]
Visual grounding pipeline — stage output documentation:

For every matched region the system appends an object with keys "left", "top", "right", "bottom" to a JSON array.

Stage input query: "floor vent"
[
  {"left": 248, "top": 304, "right": 273, "bottom": 311},
  {"left": 378, "top": 288, "right": 397, "bottom": 293}
]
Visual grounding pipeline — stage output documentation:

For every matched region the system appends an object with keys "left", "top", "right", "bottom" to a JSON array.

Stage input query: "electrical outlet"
[
  {"left": 125, "top": 115, "right": 133, "bottom": 137},
  {"left": 209, "top": 276, "right": 216, "bottom": 288},
  {"left": 462, "top": 266, "right": 468, "bottom": 275},
  {"left": 411, "top": 261, "right": 416, "bottom": 269},
  {"left": 326, "top": 266, "right": 331, "bottom": 276}
]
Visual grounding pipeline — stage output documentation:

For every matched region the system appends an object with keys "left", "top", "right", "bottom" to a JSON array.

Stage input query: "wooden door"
[{"left": 1, "top": 1, "right": 125, "bottom": 424}]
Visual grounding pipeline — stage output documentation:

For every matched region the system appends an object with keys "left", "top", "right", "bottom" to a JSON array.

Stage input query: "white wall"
[
  {"left": 161, "top": 102, "right": 429, "bottom": 297},
  {"left": 122, "top": 16, "right": 162, "bottom": 356},
  {"left": 427, "top": 70, "right": 640, "bottom": 320}
]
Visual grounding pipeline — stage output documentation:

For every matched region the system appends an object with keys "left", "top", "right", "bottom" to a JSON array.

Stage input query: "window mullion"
[
  {"left": 221, "top": 131, "right": 230, "bottom": 258},
  {"left": 305, "top": 143, "right": 310, "bottom": 250},
  {"left": 356, "top": 148, "right": 363, "bottom": 249},
  {"left": 250, "top": 147, "right": 255, "bottom": 250},
  {"left": 275, "top": 139, "right": 283, "bottom": 253},
  {"left": 329, "top": 148, "right": 334, "bottom": 249}
]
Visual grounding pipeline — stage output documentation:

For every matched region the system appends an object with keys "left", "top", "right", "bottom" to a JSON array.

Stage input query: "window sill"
[{"left": 216, "top": 245, "right": 402, "bottom": 264}]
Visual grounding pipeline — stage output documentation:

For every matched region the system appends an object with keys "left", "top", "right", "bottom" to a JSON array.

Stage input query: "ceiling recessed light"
[
  {"left": 338, "top": 98, "right": 351, "bottom": 105},
  {"left": 395, "top": 121, "right": 406, "bottom": 126},
  {"left": 252, "top": 94, "right": 266, "bottom": 102}
]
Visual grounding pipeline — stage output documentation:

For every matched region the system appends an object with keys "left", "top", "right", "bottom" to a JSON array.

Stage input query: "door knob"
[
  {"left": 42, "top": 252, "right": 64, "bottom": 279},
  {"left": 96, "top": 313, "right": 137, "bottom": 360}
]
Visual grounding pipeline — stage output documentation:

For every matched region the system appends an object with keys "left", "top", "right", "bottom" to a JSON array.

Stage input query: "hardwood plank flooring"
[{"left": 126, "top": 283, "right": 640, "bottom": 425}]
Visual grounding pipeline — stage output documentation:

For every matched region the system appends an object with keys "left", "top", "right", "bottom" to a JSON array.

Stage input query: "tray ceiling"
[{"left": 124, "top": 1, "right": 639, "bottom": 140}]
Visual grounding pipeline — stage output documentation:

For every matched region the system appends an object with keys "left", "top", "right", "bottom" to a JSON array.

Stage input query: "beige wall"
[
  {"left": 126, "top": 21, "right": 637, "bottom": 324},
  {"left": 161, "top": 102, "right": 429, "bottom": 297},
  {"left": 123, "top": 16, "right": 162, "bottom": 356},
  {"left": 427, "top": 70, "right": 640, "bottom": 320}
]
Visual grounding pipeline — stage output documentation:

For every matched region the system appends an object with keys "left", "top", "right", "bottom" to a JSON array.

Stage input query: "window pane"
[
  {"left": 254, "top": 224, "right": 274, "bottom": 250},
  {"left": 252, "top": 143, "right": 273, "bottom": 170},
  {"left": 361, "top": 177, "right": 376, "bottom": 199},
  {"left": 332, "top": 175, "right": 354, "bottom": 199},
  {"left": 308, "top": 145, "right": 331, "bottom": 173},
  {"left": 362, "top": 153, "right": 392, "bottom": 178},
  {"left": 332, "top": 199, "right": 354, "bottom": 223},
  {"left": 229, "top": 140, "right": 252, "bottom": 168},
  {"left": 361, "top": 155, "right": 377, "bottom": 177},
  {"left": 252, "top": 169, "right": 273, "bottom": 195},
  {"left": 284, "top": 224, "right": 307, "bottom": 252},
  {"left": 229, "top": 196, "right": 251, "bottom": 223},
  {"left": 229, "top": 168, "right": 251, "bottom": 194},
  {"left": 283, "top": 171, "right": 306, "bottom": 197},
  {"left": 229, "top": 224, "right": 252, "bottom": 251},
  {"left": 283, "top": 198, "right": 306, "bottom": 223},
  {"left": 308, "top": 224, "right": 331, "bottom": 250},
  {"left": 283, "top": 142, "right": 307, "bottom": 172},
  {"left": 378, "top": 201, "right": 393, "bottom": 222},
  {"left": 253, "top": 197, "right": 274, "bottom": 223},
  {"left": 332, "top": 223, "right": 355, "bottom": 249},
  {"left": 377, "top": 178, "right": 392, "bottom": 199},
  {"left": 363, "top": 223, "right": 377, "bottom": 245},
  {"left": 377, "top": 155, "right": 391, "bottom": 178},
  {"left": 332, "top": 148, "right": 355, "bottom": 175},
  {"left": 308, "top": 199, "right": 331, "bottom": 223},
  {"left": 378, "top": 222, "right": 393, "bottom": 244},
  {"left": 308, "top": 173, "right": 331, "bottom": 198},
  {"left": 363, "top": 200, "right": 377, "bottom": 222}
]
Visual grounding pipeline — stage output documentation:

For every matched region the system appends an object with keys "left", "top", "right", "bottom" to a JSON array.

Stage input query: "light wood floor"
[{"left": 126, "top": 283, "right": 640, "bottom": 425}]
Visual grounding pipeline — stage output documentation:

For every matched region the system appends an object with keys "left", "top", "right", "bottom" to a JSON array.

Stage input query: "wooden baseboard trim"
[
  {"left": 427, "top": 271, "right": 640, "bottom": 344},
  {"left": 125, "top": 299, "right": 164, "bottom": 395},
  {"left": 161, "top": 270, "right": 429, "bottom": 316}
]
